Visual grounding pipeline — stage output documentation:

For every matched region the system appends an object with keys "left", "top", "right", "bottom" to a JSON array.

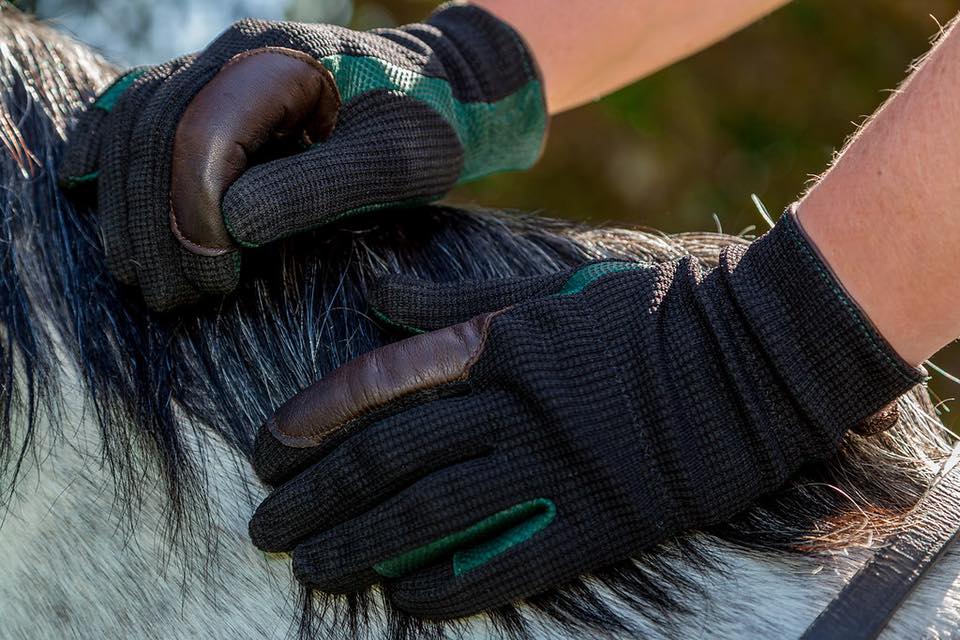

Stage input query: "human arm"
[
  {"left": 797, "top": 15, "right": 960, "bottom": 367},
  {"left": 473, "top": 0, "right": 791, "bottom": 112}
]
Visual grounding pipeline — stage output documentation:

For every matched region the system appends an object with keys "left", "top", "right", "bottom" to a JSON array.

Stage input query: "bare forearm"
[
  {"left": 472, "top": 0, "right": 790, "bottom": 112},
  {"left": 798, "top": 17, "right": 960, "bottom": 366}
]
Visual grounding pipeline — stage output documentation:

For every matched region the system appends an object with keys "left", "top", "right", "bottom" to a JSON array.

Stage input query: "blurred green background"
[{"left": 27, "top": 0, "right": 960, "bottom": 424}]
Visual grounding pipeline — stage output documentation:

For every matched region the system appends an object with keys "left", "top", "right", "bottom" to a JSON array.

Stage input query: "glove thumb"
[{"left": 220, "top": 90, "right": 464, "bottom": 249}]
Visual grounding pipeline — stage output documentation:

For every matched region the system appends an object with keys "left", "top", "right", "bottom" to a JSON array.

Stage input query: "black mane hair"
[{"left": 0, "top": 7, "right": 954, "bottom": 639}]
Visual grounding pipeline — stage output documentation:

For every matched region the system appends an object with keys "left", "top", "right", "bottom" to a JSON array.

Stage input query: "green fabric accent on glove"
[
  {"left": 373, "top": 498, "right": 556, "bottom": 579},
  {"left": 62, "top": 170, "right": 100, "bottom": 188},
  {"left": 557, "top": 261, "right": 650, "bottom": 296},
  {"left": 319, "top": 54, "right": 547, "bottom": 182},
  {"left": 93, "top": 68, "right": 147, "bottom": 113},
  {"left": 70, "top": 54, "right": 546, "bottom": 196},
  {"left": 370, "top": 306, "right": 427, "bottom": 336}
]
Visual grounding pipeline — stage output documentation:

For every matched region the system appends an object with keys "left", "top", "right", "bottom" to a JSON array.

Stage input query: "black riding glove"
[
  {"left": 59, "top": 3, "right": 546, "bottom": 311},
  {"left": 248, "top": 213, "right": 923, "bottom": 619}
]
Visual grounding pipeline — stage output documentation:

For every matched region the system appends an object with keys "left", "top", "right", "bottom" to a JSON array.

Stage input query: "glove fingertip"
[
  {"left": 251, "top": 421, "right": 290, "bottom": 484},
  {"left": 368, "top": 277, "right": 436, "bottom": 333},
  {"left": 140, "top": 276, "right": 201, "bottom": 313},
  {"left": 366, "top": 274, "right": 412, "bottom": 309},
  {"left": 180, "top": 249, "right": 241, "bottom": 297},
  {"left": 219, "top": 167, "right": 275, "bottom": 249},
  {"left": 248, "top": 500, "right": 285, "bottom": 553},
  {"left": 292, "top": 548, "right": 380, "bottom": 595},
  {"left": 251, "top": 419, "right": 322, "bottom": 486}
]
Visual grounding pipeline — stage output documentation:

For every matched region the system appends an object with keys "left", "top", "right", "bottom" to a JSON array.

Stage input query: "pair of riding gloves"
[
  {"left": 249, "top": 211, "right": 924, "bottom": 619},
  {"left": 59, "top": 3, "right": 546, "bottom": 310}
]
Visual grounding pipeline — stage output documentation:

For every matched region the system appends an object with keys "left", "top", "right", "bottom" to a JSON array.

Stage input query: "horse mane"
[{"left": 0, "top": 7, "right": 954, "bottom": 639}]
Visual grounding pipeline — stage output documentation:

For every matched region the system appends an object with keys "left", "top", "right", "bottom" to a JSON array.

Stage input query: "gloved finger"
[
  {"left": 385, "top": 498, "right": 566, "bottom": 619},
  {"left": 169, "top": 47, "right": 340, "bottom": 257},
  {"left": 248, "top": 393, "right": 496, "bottom": 553},
  {"left": 221, "top": 90, "right": 465, "bottom": 248},
  {"left": 134, "top": 244, "right": 201, "bottom": 311},
  {"left": 125, "top": 57, "right": 211, "bottom": 311},
  {"left": 251, "top": 311, "right": 498, "bottom": 484},
  {"left": 96, "top": 62, "right": 190, "bottom": 287},
  {"left": 60, "top": 108, "right": 107, "bottom": 192},
  {"left": 368, "top": 270, "right": 574, "bottom": 333},
  {"left": 289, "top": 456, "right": 529, "bottom": 596},
  {"left": 179, "top": 249, "right": 241, "bottom": 297},
  {"left": 59, "top": 68, "right": 148, "bottom": 191}
]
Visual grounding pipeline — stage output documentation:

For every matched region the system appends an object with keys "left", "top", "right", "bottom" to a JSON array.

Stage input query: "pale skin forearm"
[
  {"left": 798, "top": 16, "right": 960, "bottom": 367},
  {"left": 471, "top": 0, "right": 790, "bottom": 112}
]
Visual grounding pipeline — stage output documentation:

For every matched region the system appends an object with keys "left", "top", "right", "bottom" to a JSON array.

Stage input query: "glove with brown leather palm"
[
  {"left": 248, "top": 213, "right": 922, "bottom": 619},
  {"left": 59, "top": 3, "right": 547, "bottom": 311}
]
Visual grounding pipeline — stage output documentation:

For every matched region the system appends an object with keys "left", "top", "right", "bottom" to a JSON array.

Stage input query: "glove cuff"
[
  {"left": 422, "top": 2, "right": 549, "bottom": 181},
  {"left": 725, "top": 208, "right": 927, "bottom": 444}
]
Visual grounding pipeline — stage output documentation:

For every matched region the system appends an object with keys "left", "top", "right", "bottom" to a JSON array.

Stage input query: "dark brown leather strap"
[
  {"left": 800, "top": 447, "right": 960, "bottom": 640},
  {"left": 170, "top": 46, "right": 340, "bottom": 256}
]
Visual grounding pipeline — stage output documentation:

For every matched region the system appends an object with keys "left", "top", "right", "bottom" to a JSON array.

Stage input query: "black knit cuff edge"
[
  {"left": 782, "top": 203, "right": 928, "bottom": 387},
  {"left": 429, "top": 2, "right": 548, "bottom": 106}
]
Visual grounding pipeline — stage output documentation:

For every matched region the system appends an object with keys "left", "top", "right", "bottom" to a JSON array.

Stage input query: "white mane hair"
[{"left": 0, "top": 8, "right": 957, "bottom": 639}]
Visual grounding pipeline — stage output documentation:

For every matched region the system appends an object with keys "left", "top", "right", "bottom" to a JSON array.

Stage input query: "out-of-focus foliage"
[
  {"left": 29, "top": 0, "right": 960, "bottom": 422},
  {"left": 445, "top": 0, "right": 959, "bottom": 235}
]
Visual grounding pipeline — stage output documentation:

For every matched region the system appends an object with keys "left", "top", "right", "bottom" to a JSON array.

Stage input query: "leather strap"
[{"left": 800, "top": 445, "right": 960, "bottom": 640}]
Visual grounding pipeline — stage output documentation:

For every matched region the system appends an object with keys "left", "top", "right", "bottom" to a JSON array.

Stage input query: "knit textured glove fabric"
[
  {"left": 248, "top": 213, "right": 925, "bottom": 619},
  {"left": 59, "top": 3, "right": 547, "bottom": 311}
]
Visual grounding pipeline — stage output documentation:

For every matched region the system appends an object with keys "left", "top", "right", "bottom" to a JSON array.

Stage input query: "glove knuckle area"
[
  {"left": 217, "top": 18, "right": 285, "bottom": 48},
  {"left": 250, "top": 395, "right": 497, "bottom": 553},
  {"left": 214, "top": 18, "right": 342, "bottom": 61}
]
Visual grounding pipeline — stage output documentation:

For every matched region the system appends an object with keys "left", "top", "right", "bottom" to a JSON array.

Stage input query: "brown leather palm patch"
[
  {"left": 171, "top": 46, "right": 341, "bottom": 256},
  {"left": 270, "top": 312, "right": 496, "bottom": 448}
]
